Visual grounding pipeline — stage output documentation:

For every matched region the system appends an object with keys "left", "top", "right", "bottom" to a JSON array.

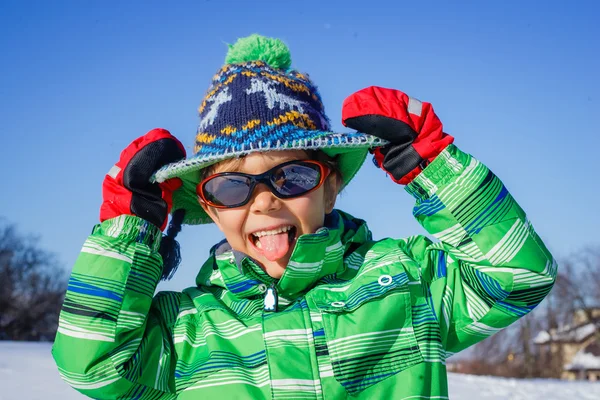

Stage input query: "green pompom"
[{"left": 225, "top": 34, "right": 292, "bottom": 70}]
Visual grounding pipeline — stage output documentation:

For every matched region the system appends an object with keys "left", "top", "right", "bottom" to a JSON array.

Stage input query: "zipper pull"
[{"left": 264, "top": 284, "right": 278, "bottom": 312}]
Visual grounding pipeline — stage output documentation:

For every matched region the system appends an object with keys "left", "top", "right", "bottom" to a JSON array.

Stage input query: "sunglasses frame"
[{"left": 197, "top": 159, "right": 331, "bottom": 209}]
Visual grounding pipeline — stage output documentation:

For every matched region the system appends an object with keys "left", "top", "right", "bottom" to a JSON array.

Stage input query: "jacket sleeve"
[
  {"left": 52, "top": 215, "right": 181, "bottom": 399},
  {"left": 403, "top": 144, "right": 557, "bottom": 355}
]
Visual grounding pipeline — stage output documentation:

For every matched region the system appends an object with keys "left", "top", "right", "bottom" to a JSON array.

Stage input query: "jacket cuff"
[
  {"left": 405, "top": 144, "right": 470, "bottom": 200},
  {"left": 94, "top": 215, "right": 162, "bottom": 252}
]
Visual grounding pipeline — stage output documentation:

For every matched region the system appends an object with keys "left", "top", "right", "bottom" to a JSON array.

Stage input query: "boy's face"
[{"left": 200, "top": 150, "right": 339, "bottom": 279}]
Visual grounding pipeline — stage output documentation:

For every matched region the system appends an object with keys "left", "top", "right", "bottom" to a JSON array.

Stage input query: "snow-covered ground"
[{"left": 1, "top": 341, "right": 599, "bottom": 399}]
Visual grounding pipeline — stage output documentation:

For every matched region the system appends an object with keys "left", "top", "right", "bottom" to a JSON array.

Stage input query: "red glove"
[
  {"left": 100, "top": 128, "right": 186, "bottom": 230},
  {"left": 342, "top": 86, "right": 454, "bottom": 185}
]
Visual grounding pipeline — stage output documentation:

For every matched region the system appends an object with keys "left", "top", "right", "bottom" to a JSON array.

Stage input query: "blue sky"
[{"left": 1, "top": 0, "right": 598, "bottom": 292}]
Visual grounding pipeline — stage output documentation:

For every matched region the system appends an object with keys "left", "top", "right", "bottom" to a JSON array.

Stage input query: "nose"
[{"left": 249, "top": 183, "right": 281, "bottom": 214}]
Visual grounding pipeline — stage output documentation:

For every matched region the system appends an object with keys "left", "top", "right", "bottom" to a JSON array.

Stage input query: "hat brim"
[{"left": 152, "top": 130, "right": 387, "bottom": 225}]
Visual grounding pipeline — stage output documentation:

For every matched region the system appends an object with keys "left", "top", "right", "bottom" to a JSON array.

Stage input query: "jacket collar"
[{"left": 196, "top": 210, "right": 371, "bottom": 302}]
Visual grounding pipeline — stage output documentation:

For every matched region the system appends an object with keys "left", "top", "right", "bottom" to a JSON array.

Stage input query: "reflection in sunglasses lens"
[
  {"left": 204, "top": 175, "right": 251, "bottom": 206},
  {"left": 275, "top": 164, "right": 320, "bottom": 196}
]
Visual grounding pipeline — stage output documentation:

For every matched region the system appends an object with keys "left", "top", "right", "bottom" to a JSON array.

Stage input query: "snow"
[
  {"left": 0, "top": 341, "right": 82, "bottom": 400},
  {"left": 566, "top": 348, "right": 600, "bottom": 371},
  {"left": 573, "top": 323, "right": 599, "bottom": 342},
  {"left": 448, "top": 373, "right": 600, "bottom": 399},
  {"left": 1, "top": 341, "right": 600, "bottom": 399},
  {"left": 575, "top": 323, "right": 597, "bottom": 342},
  {"left": 533, "top": 330, "right": 551, "bottom": 344},
  {"left": 534, "top": 322, "right": 598, "bottom": 344}
]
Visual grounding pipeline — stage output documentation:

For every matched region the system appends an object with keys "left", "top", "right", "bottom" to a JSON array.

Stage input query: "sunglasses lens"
[
  {"left": 202, "top": 175, "right": 252, "bottom": 207},
  {"left": 272, "top": 162, "right": 322, "bottom": 196}
]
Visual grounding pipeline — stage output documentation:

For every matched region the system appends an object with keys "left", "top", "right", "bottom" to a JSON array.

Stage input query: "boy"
[{"left": 53, "top": 34, "right": 556, "bottom": 399}]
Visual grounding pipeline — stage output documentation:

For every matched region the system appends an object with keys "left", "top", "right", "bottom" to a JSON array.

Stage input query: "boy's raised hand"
[
  {"left": 342, "top": 86, "right": 454, "bottom": 185},
  {"left": 100, "top": 128, "right": 186, "bottom": 231}
]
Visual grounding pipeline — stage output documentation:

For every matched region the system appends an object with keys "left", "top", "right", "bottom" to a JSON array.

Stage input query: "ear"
[
  {"left": 199, "top": 199, "right": 223, "bottom": 230},
  {"left": 324, "top": 172, "right": 341, "bottom": 214}
]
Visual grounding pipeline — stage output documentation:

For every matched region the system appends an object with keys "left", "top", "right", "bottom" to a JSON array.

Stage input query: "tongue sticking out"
[{"left": 256, "top": 232, "right": 290, "bottom": 261}]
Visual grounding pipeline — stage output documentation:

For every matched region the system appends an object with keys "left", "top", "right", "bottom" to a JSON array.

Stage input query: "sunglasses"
[{"left": 197, "top": 160, "right": 331, "bottom": 209}]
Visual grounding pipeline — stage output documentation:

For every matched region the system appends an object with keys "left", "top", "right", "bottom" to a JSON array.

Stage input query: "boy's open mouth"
[{"left": 249, "top": 225, "right": 297, "bottom": 261}]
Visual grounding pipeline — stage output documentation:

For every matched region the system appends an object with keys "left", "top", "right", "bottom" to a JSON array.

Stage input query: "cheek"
[
  {"left": 214, "top": 209, "right": 248, "bottom": 246},
  {"left": 289, "top": 190, "right": 327, "bottom": 229}
]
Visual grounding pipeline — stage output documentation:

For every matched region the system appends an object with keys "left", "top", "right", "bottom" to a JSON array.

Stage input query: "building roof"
[
  {"left": 565, "top": 343, "right": 600, "bottom": 371},
  {"left": 534, "top": 321, "right": 598, "bottom": 344}
]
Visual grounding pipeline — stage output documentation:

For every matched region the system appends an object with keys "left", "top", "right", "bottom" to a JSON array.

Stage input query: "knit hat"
[{"left": 153, "top": 34, "right": 385, "bottom": 225}]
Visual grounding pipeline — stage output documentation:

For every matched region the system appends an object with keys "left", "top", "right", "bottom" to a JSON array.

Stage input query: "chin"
[
  {"left": 267, "top": 270, "right": 285, "bottom": 279},
  {"left": 262, "top": 259, "right": 288, "bottom": 279}
]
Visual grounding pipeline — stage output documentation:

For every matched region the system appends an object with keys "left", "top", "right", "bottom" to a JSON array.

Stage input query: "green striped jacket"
[{"left": 52, "top": 145, "right": 556, "bottom": 399}]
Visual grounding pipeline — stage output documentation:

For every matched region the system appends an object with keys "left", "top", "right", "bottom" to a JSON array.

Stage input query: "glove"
[
  {"left": 100, "top": 128, "right": 186, "bottom": 230},
  {"left": 342, "top": 86, "right": 454, "bottom": 185}
]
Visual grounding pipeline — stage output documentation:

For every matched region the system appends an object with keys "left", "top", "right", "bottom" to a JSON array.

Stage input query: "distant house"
[
  {"left": 565, "top": 343, "right": 600, "bottom": 381},
  {"left": 534, "top": 308, "right": 600, "bottom": 381}
]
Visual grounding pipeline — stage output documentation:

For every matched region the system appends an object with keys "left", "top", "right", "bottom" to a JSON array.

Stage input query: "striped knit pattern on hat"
[{"left": 194, "top": 60, "right": 331, "bottom": 158}]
